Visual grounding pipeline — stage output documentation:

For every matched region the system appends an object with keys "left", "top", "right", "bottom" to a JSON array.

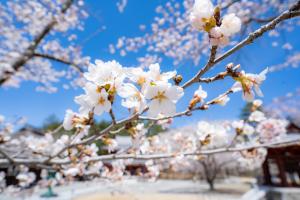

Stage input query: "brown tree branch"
[
  {"left": 181, "top": 2, "right": 300, "bottom": 89},
  {"left": 139, "top": 88, "right": 234, "bottom": 121},
  {"left": 0, "top": 0, "right": 75, "bottom": 85},
  {"left": 213, "top": 9, "right": 300, "bottom": 65},
  {"left": 33, "top": 53, "right": 84, "bottom": 73},
  {"left": 182, "top": 46, "right": 218, "bottom": 89},
  {"left": 1, "top": 135, "right": 299, "bottom": 167}
]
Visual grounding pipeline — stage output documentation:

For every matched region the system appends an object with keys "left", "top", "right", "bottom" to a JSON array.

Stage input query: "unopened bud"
[
  {"left": 214, "top": 6, "right": 221, "bottom": 26},
  {"left": 226, "top": 63, "right": 234, "bottom": 71},
  {"left": 173, "top": 75, "right": 183, "bottom": 85},
  {"left": 125, "top": 122, "right": 134, "bottom": 130},
  {"left": 202, "top": 104, "right": 209, "bottom": 110},
  {"left": 188, "top": 96, "right": 201, "bottom": 110}
]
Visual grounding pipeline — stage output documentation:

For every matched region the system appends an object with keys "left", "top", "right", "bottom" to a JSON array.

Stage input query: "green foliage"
[
  {"left": 146, "top": 122, "right": 165, "bottom": 137},
  {"left": 239, "top": 102, "right": 264, "bottom": 120},
  {"left": 42, "top": 114, "right": 61, "bottom": 131},
  {"left": 239, "top": 103, "right": 253, "bottom": 120}
]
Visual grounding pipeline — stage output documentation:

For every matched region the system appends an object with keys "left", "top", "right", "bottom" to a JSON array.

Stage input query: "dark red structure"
[
  {"left": 263, "top": 145, "right": 300, "bottom": 187},
  {"left": 262, "top": 122, "right": 300, "bottom": 187}
]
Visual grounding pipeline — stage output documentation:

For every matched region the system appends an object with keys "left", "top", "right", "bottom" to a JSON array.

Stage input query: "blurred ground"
[{"left": 0, "top": 178, "right": 253, "bottom": 200}]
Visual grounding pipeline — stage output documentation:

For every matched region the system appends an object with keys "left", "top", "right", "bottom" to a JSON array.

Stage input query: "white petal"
[
  {"left": 254, "top": 86, "right": 264, "bottom": 97},
  {"left": 243, "top": 91, "right": 254, "bottom": 102},
  {"left": 231, "top": 82, "right": 242, "bottom": 92},
  {"left": 144, "top": 85, "right": 159, "bottom": 99},
  {"left": 148, "top": 99, "right": 161, "bottom": 117},
  {"left": 165, "top": 86, "right": 184, "bottom": 102},
  {"left": 94, "top": 105, "right": 104, "bottom": 115},
  {"left": 118, "top": 83, "right": 137, "bottom": 98},
  {"left": 161, "top": 71, "right": 177, "bottom": 81},
  {"left": 160, "top": 99, "right": 176, "bottom": 116},
  {"left": 103, "top": 100, "right": 112, "bottom": 112}
]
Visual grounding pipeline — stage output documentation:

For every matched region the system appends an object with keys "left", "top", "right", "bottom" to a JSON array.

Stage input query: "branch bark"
[
  {"left": 33, "top": 53, "right": 84, "bottom": 73},
  {"left": 0, "top": 135, "right": 299, "bottom": 167},
  {"left": 0, "top": 0, "right": 75, "bottom": 85},
  {"left": 182, "top": 46, "right": 218, "bottom": 89},
  {"left": 181, "top": 2, "right": 300, "bottom": 89}
]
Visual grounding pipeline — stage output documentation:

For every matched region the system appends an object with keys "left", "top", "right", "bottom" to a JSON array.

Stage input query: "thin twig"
[
  {"left": 1, "top": 136, "right": 298, "bottom": 166},
  {"left": 33, "top": 53, "right": 84, "bottom": 73},
  {"left": 139, "top": 88, "right": 234, "bottom": 121},
  {"left": 109, "top": 109, "right": 117, "bottom": 125},
  {"left": 182, "top": 46, "right": 218, "bottom": 89},
  {"left": 213, "top": 9, "right": 300, "bottom": 65},
  {"left": 181, "top": 3, "right": 300, "bottom": 89}
]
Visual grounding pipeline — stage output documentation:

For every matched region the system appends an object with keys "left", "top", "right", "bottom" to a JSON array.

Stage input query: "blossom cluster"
[
  {"left": 232, "top": 68, "right": 268, "bottom": 101},
  {"left": 232, "top": 100, "right": 288, "bottom": 143},
  {"left": 63, "top": 61, "right": 184, "bottom": 131},
  {"left": 190, "top": 0, "right": 241, "bottom": 45},
  {"left": 0, "top": 95, "right": 291, "bottom": 191},
  {"left": 0, "top": 0, "right": 89, "bottom": 92},
  {"left": 110, "top": 0, "right": 298, "bottom": 68}
]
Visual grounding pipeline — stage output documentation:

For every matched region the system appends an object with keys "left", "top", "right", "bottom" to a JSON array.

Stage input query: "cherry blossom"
[
  {"left": 84, "top": 60, "right": 125, "bottom": 93},
  {"left": 232, "top": 68, "right": 268, "bottom": 101},
  {"left": 249, "top": 111, "right": 266, "bottom": 122},
  {"left": 219, "top": 13, "right": 242, "bottom": 37},
  {"left": 145, "top": 82, "right": 184, "bottom": 117},
  {"left": 148, "top": 63, "right": 176, "bottom": 83},
  {"left": 63, "top": 109, "right": 88, "bottom": 130},
  {"left": 0, "top": 0, "right": 299, "bottom": 192},
  {"left": 16, "top": 166, "right": 36, "bottom": 188},
  {"left": 189, "top": 0, "right": 215, "bottom": 32},
  {"left": 257, "top": 118, "right": 288, "bottom": 142},
  {"left": 103, "top": 138, "right": 118, "bottom": 153},
  {"left": 118, "top": 83, "right": 147, "bottom": 113}
]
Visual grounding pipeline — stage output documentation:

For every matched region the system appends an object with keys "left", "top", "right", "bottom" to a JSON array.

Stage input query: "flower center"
[
  {"left": 154, "top": 91, "right": 167, "bottom": 102},
  {"left": 98, "top": 97, "right": 106, "bottom": 105},
  {"left": 137, "top": 76, "right": 146, "bottom": 85}
]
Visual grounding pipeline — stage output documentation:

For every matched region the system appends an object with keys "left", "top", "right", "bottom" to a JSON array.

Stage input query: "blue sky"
[{"left": 0, "top": 0, "right": 299, "bottom": 127}]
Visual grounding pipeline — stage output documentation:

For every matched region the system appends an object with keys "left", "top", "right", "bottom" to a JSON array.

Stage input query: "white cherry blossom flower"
[
  {"left": 148, "top": 63, "right": 176, "bottom": 83},
  {"left": 232, "top": 120, "right": 244, "bottom": 130},
  {"left": 85, "top": 161, "right": 103, "bottom": 175},
  {"left": 220, "top": 13, "right": 242, "bottom": 37},
  {"left": 84, "top": 143, "right": 99, "bottom": 157},
  {"left": 125, "top": 67, "right": 149, "bottom": 86},
  {"left": 190, "top": 0, "right": 215, "bottom": 31},
  {"left": 145, "top": 82, "right": 183, "bottom": 117},
  {"left": 249, "top": 110, "right": 266, "bottom": 122},
  {"left": 118, "top": 83, "right": 147, "bottom": 113},
  {"left": 197, "top": 121, "right": 231, "bottom": 148},
  {"left": 63, "top": 109, "right": 88, "bottom": 130},
  {"left": 257, "top": 118, "right": 288, "bottom": 142},
  {"left": 209, "top": 27, "right": 229, "bottom": 46},
  {"left": 16, "top": 169, "right": 36, "bottom": 188},
  {"left": 63, "top": 167, "right": 80, "bottom": 177},
  {"left": 103, "top": 138, "right": 118, "bottom": 153},
  {"left": 243, "top": 123, "right": 255, "bottom": 135},
  {"left": 76, "top": 83, "right": 111, "bottom": 116},
  {"left": 84, "top": 60, "right": 125, "bottom": 92},
  {"left": 253, "top": 99, "right": 263, "bottom": 108},
  {"left": 232, "top": 68, "right": 268, "bottom": 102},
  {"left": 63, "top": 109, "right": 76, "bottom": 130},
  {"left": 194, "top": 85, "right": 207, "bottom": 100}
]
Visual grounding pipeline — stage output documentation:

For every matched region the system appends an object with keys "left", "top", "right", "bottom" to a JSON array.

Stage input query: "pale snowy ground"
[{"left": 0, "top": 178, "right": 253, "bottom": 200}]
